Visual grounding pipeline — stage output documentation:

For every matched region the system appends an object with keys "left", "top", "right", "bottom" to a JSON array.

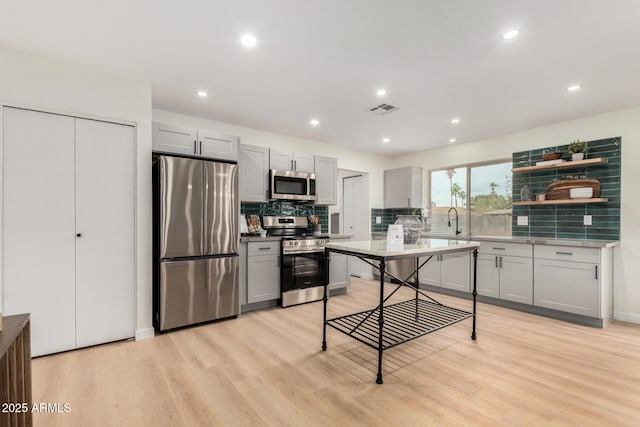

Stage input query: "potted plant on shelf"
[{"left": 568, "top": 139, "right": 587, "bottom": 161}]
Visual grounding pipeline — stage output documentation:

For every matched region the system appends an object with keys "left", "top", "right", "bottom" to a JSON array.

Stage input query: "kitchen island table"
[{"left": 322, "top": 238, "right": 480, "bottom": 384}]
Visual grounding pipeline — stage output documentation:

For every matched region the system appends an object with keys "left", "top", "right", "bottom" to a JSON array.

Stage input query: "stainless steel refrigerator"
[{"left": 153, "top": 155, "right": 239, "bottom": 331}]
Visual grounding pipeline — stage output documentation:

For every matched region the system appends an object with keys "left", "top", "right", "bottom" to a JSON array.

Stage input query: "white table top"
[{"left": 324, "top": 238, "right": 480, "bottom": 260}]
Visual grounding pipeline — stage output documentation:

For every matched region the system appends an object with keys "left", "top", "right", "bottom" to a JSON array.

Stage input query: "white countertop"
[
  {"left": 370, "top": 232, "right": 620, "bottom": 248},
  {"left": 324, "top": 238, "right": 480, "bottom": 260}
]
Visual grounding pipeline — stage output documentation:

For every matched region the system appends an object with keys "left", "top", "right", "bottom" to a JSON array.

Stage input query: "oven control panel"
[{"left": 282, "top": 238, "right": 329, "bottom": 253}]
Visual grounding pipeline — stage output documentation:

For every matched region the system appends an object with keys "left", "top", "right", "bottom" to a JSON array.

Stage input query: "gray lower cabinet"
[
  {"left": 477, "top": 242, "right": 533, "bottom": 304},
  {"left": 329, "top": 252, "right": 350, "bottom": 290},
  {"left": 239, "top": 242, "right": 247, "bottom": 307},
  {"left": 499, "top": 256, "right": 533, "bottom": 304},
  {"left": 239, "top": 144, "right": 269, "bottom": 202},
  {"left": 418, "top": 252, "right": 470, "bottom": 291},
  {"left": 534, "top": 257, "right": 600, "bottom": 317},
  {"left": 246, "top": 241, "right": 280, "bottom": 303}
]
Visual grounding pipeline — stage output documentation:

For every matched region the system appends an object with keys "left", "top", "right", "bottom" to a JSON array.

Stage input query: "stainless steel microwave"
[{"left": 270, "top": 169, "right": 317, "bottom": 202}]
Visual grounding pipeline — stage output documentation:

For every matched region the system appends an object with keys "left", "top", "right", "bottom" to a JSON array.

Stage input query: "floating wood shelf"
[
  {"left": 513, "top": 198, "right": 608, "bottom": 206},
  {"left": 512, "top": 157, "right": 608, "bottom": 173}
]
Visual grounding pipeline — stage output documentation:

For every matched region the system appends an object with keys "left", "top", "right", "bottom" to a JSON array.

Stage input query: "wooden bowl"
[{"left": 542, "top": 152, "right": 562, "bottom": 161}]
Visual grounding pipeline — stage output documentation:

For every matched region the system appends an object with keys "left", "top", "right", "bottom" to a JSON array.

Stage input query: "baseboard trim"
[
  {"left": 614, "top": 311, "right": 640, "bottom": 324},
  {"left": 359, "top": 273, "right": 374, "bottom": 281},
  {"left": 135, "top": 328, "right": 155, "bottom": 341}
]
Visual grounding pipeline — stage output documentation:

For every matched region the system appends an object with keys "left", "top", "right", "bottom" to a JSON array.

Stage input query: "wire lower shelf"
[{"left": 326, "top": 298, "right": 473, "bottom": 351}]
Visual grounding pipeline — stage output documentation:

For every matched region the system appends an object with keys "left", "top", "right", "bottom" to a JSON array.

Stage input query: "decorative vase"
[
  {"left": 520, "top": 185, "right": 533, "bottom": 201},
  {"left": 394, "top": 215, "right": 423, "bottom": 244},
  {"left": 571, "top": 153, "right": 585, "bottom": 161}
]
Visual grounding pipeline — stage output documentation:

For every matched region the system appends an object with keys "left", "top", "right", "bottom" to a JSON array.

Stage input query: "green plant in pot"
[{"left": 568, "top": 139, "right": 587, "bottom": 161}]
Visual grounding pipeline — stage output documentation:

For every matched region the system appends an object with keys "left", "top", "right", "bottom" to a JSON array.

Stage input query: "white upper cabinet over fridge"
[
  {"left": 384, "top": 166, "right": 422, "bottom": 208},
  {"left": 269, "top": 150, "right": 315, "bottom": 173},
  {"left": 153, "top": 122, "right": 238, "bottom": 161}
]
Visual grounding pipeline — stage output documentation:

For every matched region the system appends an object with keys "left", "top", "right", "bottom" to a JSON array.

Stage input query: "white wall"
[
  {"left": 153, "top": 109, "right": 392, "bottom": 208},
  {"left": 0, "top": 46, "right": 154, "bottom": 338},
  {"left": 392, "top": 106, "right": 640, "bottom": 323}
]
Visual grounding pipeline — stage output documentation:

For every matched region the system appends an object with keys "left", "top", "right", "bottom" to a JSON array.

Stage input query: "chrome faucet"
[{"left": 447, "top": 207, "right": 461, "bottom": 235}]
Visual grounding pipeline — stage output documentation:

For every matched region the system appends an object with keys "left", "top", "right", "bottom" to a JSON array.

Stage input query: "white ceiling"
[{"left": 2, "top": 0, "right": 640, "bottom": 155}]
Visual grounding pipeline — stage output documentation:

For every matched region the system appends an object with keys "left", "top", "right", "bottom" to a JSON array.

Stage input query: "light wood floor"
[{"left": 32, "top": 278, "right": 640, "bottom": 426}]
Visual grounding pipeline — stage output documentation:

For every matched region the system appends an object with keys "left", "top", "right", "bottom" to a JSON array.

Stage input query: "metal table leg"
[
  {"left": 376, "top": 259, "right": 386, "bottom": 384},
  {"left": 322, "top": 249, "right": 329, "bottom": 351},
  {"left": 471, "top": 248, "right": 478, "bottom": 340}
]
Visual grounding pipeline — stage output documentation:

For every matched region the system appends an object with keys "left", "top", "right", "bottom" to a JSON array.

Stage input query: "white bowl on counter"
[{"left": 570, "top": 187, "right": 593, "bottom": 199}]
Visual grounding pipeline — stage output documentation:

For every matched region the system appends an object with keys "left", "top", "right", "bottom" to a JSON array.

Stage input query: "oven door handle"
[{"left": 282, "top": 248, "right": 325, "bottom": 255}]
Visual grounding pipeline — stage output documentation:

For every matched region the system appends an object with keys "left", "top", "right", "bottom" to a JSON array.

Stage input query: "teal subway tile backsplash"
[
  {"left": 241, "top": 201, "right": 328, "bottom": 234},
  {"left": 370, "top": 208, "right": 422, "bottom": 232},
  {"left": 512, "top": 137, "right": 620, "bottom": 240}
]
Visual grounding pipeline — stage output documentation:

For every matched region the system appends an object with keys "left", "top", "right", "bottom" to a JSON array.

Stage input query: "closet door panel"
[
  {"left": 75, "top": 118, "right": 135, "bottom": 347},
  {"left": 2, "top": 107, "right": 76, "bottom": 356}
]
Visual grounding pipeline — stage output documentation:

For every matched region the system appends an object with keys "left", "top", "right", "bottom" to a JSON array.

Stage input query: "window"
[{"left": 429, "top": 160, "right": 512, "bottom": 236}]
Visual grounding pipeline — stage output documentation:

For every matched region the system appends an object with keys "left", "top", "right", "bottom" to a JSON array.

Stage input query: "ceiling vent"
[{"left": 368, "top": 103, "right": 399, "bottom": 115}]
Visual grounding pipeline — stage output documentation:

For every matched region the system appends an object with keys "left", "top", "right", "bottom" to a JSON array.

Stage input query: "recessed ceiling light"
[
  {"left": 382, "top": 138, "right": 391, "bottom": 143},
  {"left": 502, "top": 29, "right": 520, "bottom": 40},
  {"left": 451, "top": 118, "right": 460, "bottom": 124},
  {"left": 567, "top": 84, "right": 581, "bottom": 92},
  {"left": 449, "top": 138, "right": 457, "bottom": 143},
  {"left": 310, "top": 118, "right": 320, "bottom": 126},
  {"left": 240, "top": 34, "right": 257, "bottom": 48},
  {"left": 197, "top": 91, "right": 208, "bottom": 97},
  {"left": 376, "top": 89, "right": 387, "bottom": 97}
]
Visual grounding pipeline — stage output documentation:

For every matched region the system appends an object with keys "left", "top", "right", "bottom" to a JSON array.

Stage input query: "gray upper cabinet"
[
  {"left": 329, "top": 251, "right": 351, "bottom": 290},
  {"left": 269, "top": 149, "right": 315, "bottom": 172},
  {"left": 152, "top": 122, "right": 197, "bottom": 156},
  {"left": 153, "top": 122, "right": 238, "bottom": 161},
  {"left": 384, "top": 166, "right": 422, "bottom": 208},
  {"left": 239, "top": 144, "right": 269, "bottom": 202},
  {"left": 314, "top": 155, "right": 337, "bottom": 205}
]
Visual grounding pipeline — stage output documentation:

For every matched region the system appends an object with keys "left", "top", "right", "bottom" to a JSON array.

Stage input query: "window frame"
[{"left": 428, "top": 157, "right": 512, "bottom": 235}]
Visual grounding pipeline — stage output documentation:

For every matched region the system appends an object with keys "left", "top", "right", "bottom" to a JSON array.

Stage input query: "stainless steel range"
[{"left": 262, "top": 216, "right": 329, "bottom": 307}]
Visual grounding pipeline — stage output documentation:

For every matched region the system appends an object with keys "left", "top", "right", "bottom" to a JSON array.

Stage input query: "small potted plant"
[{"left": 568, "top": 139, "right": 587, "bottom": 161}]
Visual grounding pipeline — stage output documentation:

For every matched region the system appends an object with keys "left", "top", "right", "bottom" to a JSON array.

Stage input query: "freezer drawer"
[{"left": 159, "top": 257, "right": 239, "bottom": 331}]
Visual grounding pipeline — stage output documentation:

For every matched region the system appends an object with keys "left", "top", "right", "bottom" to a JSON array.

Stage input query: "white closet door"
[
  {"left": 75, "top": 118, "right": 135, "bottom": 347},
  {"left": 2, "top": 107, "right": 76, "bottom": 356}
]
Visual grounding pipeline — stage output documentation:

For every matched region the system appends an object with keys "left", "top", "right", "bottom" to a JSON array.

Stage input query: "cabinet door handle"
[
  {"left": 556, "top": 251, "right": 573, "bottom": 255},
  {"left": 194, "top": 140, "right": 197, "bottom": 155},
  {"left": 495, "top": 256, "right": 498, "bottom": 268},
  {"left": 277, "top": 256, "right": 280, "bottom": 267},
  {"left": 493, "top": 247, "right": 506, "bottom": 251},
  {"left": 294, "top": 160, "right": 297, "bottom": 170},
  {"left": 291, "top": 159, "right": 294, "bottom": 170},
  {"left": 199, "top": 140, "right": 202, "bottom": 154},
  {"left": 408, "top": 198, "right": 411, "bottom": 206},
  {"left": 500, "top": 256, "right": 503, "bottom": 268},
  {"left": 595, "top": 265, "right": 598, "bottom": 280},
  {"left": 258, "top": 247, "right": 270, "bottom": 250}
]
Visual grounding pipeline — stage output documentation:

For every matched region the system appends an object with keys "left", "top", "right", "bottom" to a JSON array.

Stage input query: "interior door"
[
  {"left": 343, "top": 175, "right": 369, "bottom": 277},
  {"left": 75, "top": 118, "right": 135, "bottom": 347},
  {"left": 2, "top": 107, "right": 76, "bottom": 357},
  {"left": 159, "top": 156, "right": 204, "bottom": 258}
]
